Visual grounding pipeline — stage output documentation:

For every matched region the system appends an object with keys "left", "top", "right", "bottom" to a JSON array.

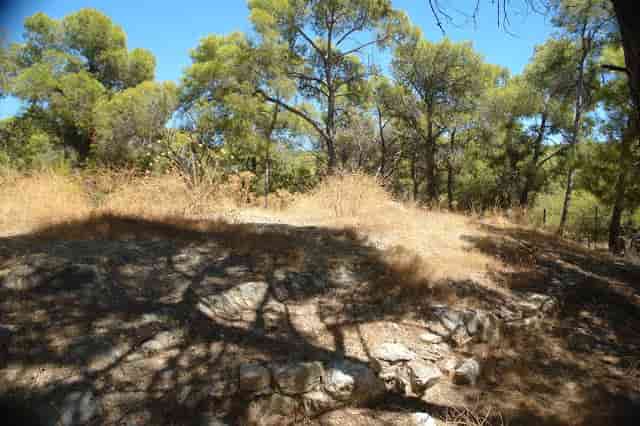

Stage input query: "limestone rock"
[
  {"left": 407, "top": 360, "right": 442, "bottom": 394},
  {"left": 239, "top": 363, "right": 272, "bottom": 396},
  {"left": 419, "top": 332, "right": 443, "bottom": 344},
  {"left": 245, "top": 394, "right": 300, "bottom": 426},
  {"left": 140, "top": 330, "right": 183, "bottom": 353},
  {"left": 453, "top": 358, "right": 480, "bottom": 385},
  {"left": 411, "top": 412, "right": 437, "bottom": 426},
  {"left": 301, "top": 390, "right": 339, "bottom": 417},
  {"left": 197, "top": 281, "right": 286, "bottom": 330},
  {"left": 324, "top": 360, "right": 385, "bottom": 404},
  {"left": 428, "top": 306, "right": 500, "bottom": 345},
  {"left": 40, "top": 385, "right": 101, "bottom": 426},
  {"left": 372, "top": 343, "right": 417, "bottom": 363},
  {"left": 273, "top": 362, "right": 324, "bottom": 395},
  {"left": 198, "top": 281, "right": 269, "bottom": 321},
  {"left": 520, "top": 293, "right": 559, "bottom": 315}
]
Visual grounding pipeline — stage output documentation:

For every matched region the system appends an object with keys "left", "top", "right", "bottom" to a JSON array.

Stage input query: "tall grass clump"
[
  {"left": 0, "top": 169, "right": 91, "bottom": 233},
  {"left": 290, "top": 172, "right": 394, "bottom": 221}
]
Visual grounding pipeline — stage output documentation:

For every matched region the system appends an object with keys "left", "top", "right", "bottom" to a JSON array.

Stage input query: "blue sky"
[{"left": 0, "top": 0, "right": 555, "bottom": 118}]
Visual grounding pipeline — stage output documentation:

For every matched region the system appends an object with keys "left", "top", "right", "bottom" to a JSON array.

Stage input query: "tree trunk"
[
  {"left": 264, "top": 104, "right": 280, "bottom": 209},
  {"left": 264, "top": 154, "right": 271, "bottom": 209},
  {"left": 609, "top": 119, "right": 635, "bottom": 252},
  {"left": 376, "top": 105, "right": 387, "bottom": 178},
  {"left": 559, "top": 21, "right": 590, "bottom": 236},
  {"left": 520, "top": 111, "right": 548, "bottom": 207},
  {"left": 425, "top": 107, "right": 438, "bottom": 203},
  {"left": 559, "top": 168, "right": 575, "bottom": 235},
  {"left": 611, "top": 0, "right": 640, "bottom": 125},
  {"left": 447, "top": 129, "right": 456, "bottom": 210},
  {"left": 411, "top": 148, "right": 419, "bottom": 202}
]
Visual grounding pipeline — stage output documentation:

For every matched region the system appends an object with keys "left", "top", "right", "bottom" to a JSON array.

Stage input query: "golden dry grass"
[
  {"left": 0, "top": 170, "right": 498, "bottom": 285},
  {"left": 0, "top": 170, "right": 92, "bottom": 235},
  {"left": 283, "top": 173, "right": 497, "bottom": 282}
]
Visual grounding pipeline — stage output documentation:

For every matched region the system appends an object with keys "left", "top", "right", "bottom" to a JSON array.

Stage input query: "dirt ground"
[{"left": 1, "top": 214, "right": 639, "bottom": 425}]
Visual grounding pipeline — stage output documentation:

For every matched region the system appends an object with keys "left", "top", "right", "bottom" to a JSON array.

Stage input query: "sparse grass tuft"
[{"left": 445, "top": 405, "right": 507, "bottom": 426}]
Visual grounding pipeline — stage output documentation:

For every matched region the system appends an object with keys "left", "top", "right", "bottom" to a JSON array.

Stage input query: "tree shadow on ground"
[
  {"left": 0, "top": 215, "right": 639, "bottom": 425},
  {"left": 462, "top": 224, "right": 640, "bottom": 426}
]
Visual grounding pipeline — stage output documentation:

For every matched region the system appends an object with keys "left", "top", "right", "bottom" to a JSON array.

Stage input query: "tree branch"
[{"left": 256, "top": 88, "right": 329, "bottom": 142}]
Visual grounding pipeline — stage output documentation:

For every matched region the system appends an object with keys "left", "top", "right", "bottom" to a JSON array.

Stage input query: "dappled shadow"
[
  {"left": 462, "top": 224, "right": 640, "bottom": 426},
  {"left": 0, "top": 214, "right": 446, "bottom": 425},
  {"left": 1, "top": 215, "right": 639, "bottom": 425}
]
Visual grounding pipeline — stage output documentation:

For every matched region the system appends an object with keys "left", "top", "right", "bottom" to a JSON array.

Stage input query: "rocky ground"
[{"left": 1, "top": 215, "right": 640, "bottom": 425}]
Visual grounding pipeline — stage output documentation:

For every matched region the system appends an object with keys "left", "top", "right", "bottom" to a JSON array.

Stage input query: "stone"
[
  {"left": 245, "top": 394, "right": 300, "bottom": 426},
  {"left": 324, "top": 360, "right": 385, "bottom": 404},
  {"left": 372, "top": 343, "right": 417, "bottom": 363},
  {"left": 521, "top": 293, "right": 559, "bottom": 315},
  {"left": 379, "top": 364, "right": 412, "bottom": 395},
  {"left": 453, "top": 358, "right": 480, "bottom": 385},
  {"left": 273, "top": 362, "right": 324, "bottom": 395},
  {"left": 411, "top": 413, "right": 437, "bottom": 426},
  {"left": 301, "top": 390, "right": 339, "bottom": 416},
  {"left": 239, "top": 363, "right": 272, "bottom": 396},
  {"left": 198, "top": 413, "right": 231, "bottom": 426},
  {"left": 419, "top": 332, "right": 443, "bottom": 344},
  {"left": 140, "top": 330, "right": 182, "bottom": 353},
  {"left": 407, "top": 361, "right": 442, "bottom": 395},
  {"left": 43, "top": 386, "right": 101, "bottom": 426},
  {"left": 197, "top": 281, "right": 284, "bottom": 326},
  {"left": 2, "top": 261, "right": 71, "bottom": 291},
  {"left": 437, "top": 356, "right": 459, "bottom": 375}
]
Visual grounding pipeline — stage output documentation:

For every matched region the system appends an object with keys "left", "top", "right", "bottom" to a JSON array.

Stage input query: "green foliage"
[
  {"left": 93, "top": 81, "right": 178, "bottom": 166},
  {"left": 5, "top": 8, "right": 159, "bottom": 163}
]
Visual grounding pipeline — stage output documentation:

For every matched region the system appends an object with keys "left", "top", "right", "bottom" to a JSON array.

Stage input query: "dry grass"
[
  {"left": 0, "top": 169, "right": 248, "bottom": 237},
  {"left": 0, "top": 170, "right": 92, "bottom": 235},
  {"left": 0, "top": 169, "right": 498, "bottom": 285},
  {"left": 445, "top": 405, "right": 507, "bottom": 426},
  {"left": 285, "top": 173, "right": 497, "bottom": 282}
]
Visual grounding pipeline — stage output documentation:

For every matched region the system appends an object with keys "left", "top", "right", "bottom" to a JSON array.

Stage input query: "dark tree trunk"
[
  {"left": 609, "top": 119, "right": 635, "bottom": 252},
  {"left": 559, "top": 168, "right": 575, "bottom": 235},
  {"left": 425, "top": 107, "right": 438, "bottom": 203},
  {"left": 376, "top": 105, "right": 387, "bottom": 178},
  {"left": 411, "top": 148, "right": 419, "bottom": 202},
  {"left": 611, "top": 0, "right": 640, "bottom": 125},
  {"left": 559, "top": 20, "right": 590, "bottom": 236},
  {"left": 447, "top": 129, "right": 456, "bottom": 210},
  {"left": 520, "top": 111, "right": 548, "bottom": 208}
]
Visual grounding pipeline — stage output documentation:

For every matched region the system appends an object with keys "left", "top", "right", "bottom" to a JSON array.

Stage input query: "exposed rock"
[
  {"left": 245, "top": 394, "right": 300, "bottom": 426},
  {"left": 1, "top": 261, "right": 69, "bottom": 291},
  {"left": 437, "top": 356, "right": 460, "bottom": 375},
  {"left": 318, "top": 408, "right": 437, "bottom": 426},
  {"left": 372, "top": 343, "right": 417, "bottom": 363},
  {"left": 407, "top": 360, "right": 442, "bottom": 395},
  {"left": 198, "top": 281, "right": 268, "bottom": 320},
  {"left": 273, "top": 272, "right": 326, "bottom": 301},
  {"left": 197, "top": 281, "right": 285, "bottom": 328},
  {"left": 40, "top": 385, "right": 101, "bottom": 426},
  {"left": 411, "top": 412, "right": 437, "bottom": 426},
  {"left": 324, "top": 360, "right": 385, "bottom": 404},
  {"left": 139, "top": 330, "right": 183, "bottom": 353},
  {"left": 239, "top": 363, "right": 272, "bottom": 396},
  {"left": 197, "top": 414, "right": 231, "bottom": 426},
  {"left": 427, "top": 306, "right": 501, "bottom": 345},
  {"left": 273, "top": 362, "right": 324, "bottom": 395},
  {"left": 453, "top": 358, "right": 480, "bottom": 385},
  {"left": 520, "top": 293, "right": 559, "bottom": 315},
  {"left": 379, "top": 363, "right": 412, "bottom": 394},
  {"left": 301, "top": 390, "right": 339, "bottom": 416},
  {"left": 419, "top": 331, "right": 443, "bottom": 344}
]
